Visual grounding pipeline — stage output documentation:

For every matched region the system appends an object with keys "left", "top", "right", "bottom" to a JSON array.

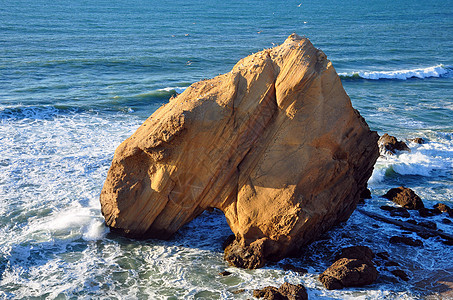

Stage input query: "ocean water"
[{"left": 1, "top": 0, "right": 452, "bottom": 299}]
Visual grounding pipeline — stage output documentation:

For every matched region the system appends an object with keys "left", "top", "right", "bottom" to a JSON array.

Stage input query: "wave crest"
[{"left": 340, "top": 65, "right": 452, "bottom": 80}]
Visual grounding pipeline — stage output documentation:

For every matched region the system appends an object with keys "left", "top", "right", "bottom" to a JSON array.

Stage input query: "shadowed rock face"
[{"left": 100, "top": 34, "right": 379, "bottom": 267}]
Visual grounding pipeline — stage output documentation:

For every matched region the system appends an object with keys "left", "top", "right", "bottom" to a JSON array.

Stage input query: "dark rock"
[
  {"left": 253, "top": 283, "right": 308, "bottom": 300},
  {"left": 391, "top": 269, "right": 409, "bottom": 281},
  {"left": 442, "top": 239, "right": 453, "bottom": 246},
  {"left": 380, "top": 205, "right": 396, "bottom": 211},
  {"left": 282, "top": 264, "right": 308, "bottom": 274},
  {"left": 418, "top": 208, "right": 439, "bottom": 217},
  {"left": 378, "top": 133, "right": 411, "bottom": 155},
  {"left": 442, "top": 218, "right": 452, "bottom": 224},
  {"left": 319, "top": 258, "right": 378, "bottom": 290},
  {"left": 224, "top": 239, "right": 266, "bottom": 269},
  {"left": 389, "top": 208, "right": 410, "bottom": 218},
  {"left": 418, "top": 221, "right": 437, "bottom": 230},
  {"left": 434, "top": 203, "right": 451, "bottom": 213},
  {"left": 231, "top": 289, "right": 245, "bottom": 295},
  {"left": 406, "top": 219, "right": 418, "bottom": 225},
  {"left": 372, "top": 224, "right": 380, "bottom": 228},
  {"left": 253, "top": 286, "right": 282, "bottom": 299},
  {"left": 219, "top": 271, "right": 231, "bottom": 276},
  {"left": 417, "top": 231, "right": 436, "bottom": 239},
  {"left": 382, "top": 187, "right": 424, "bottom": 210},
  {"left": 376, "top": 252, "right": 389, "bottom": 260},
  {"left": 385, "top": 261, "right": 400, "bottom": 267},
  {"left": 335, "top": 246, "right": 374, "bottom": 262},
  {"left": 408, "top": 137, "right": 425, "bottom": 144},
  {"left": 278, "top": 282, "right": 308, "bottom": 300},
  {"left": 389, "top": 236, "right": 423, "bottom": 247},
  {"left": 360, "top": 188, "right": 372, "bottom": 200},
  {"left": 222, "top": 234, "right": 235, "bottom": 250}
]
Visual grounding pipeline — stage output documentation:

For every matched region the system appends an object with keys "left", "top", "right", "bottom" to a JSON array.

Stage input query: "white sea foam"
[
  {"left": 340, "top": 64, "right": 452, "bottom": 80},
  {"left": 1, "top": 106, "right": 452, "bottom": 299},
  {"left": 369, "top": 134, "right": 453, "bottom": 186}
]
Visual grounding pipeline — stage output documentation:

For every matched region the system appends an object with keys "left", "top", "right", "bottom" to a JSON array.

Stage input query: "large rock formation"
[{"left": 100, "top": 34, "right": 379, "bottom": 267}]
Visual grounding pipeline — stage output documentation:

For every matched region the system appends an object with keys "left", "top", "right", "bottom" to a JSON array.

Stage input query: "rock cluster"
[
  {"left": 100, "top": 34, "right": 379, "bottom": 267},
  {"left": 378, "top": 133, "right": 410, "bottom": 155}
]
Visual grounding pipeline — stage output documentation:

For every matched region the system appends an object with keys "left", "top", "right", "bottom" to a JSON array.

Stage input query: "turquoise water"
[{"left": 1, "top": 0, "right": 452, "bottom": 298}]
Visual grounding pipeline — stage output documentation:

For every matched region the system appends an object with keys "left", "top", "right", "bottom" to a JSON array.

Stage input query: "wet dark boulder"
[
  {"left": 253, "top": 282, "right": 308, "bottom": 300},
  {"left": 378, "top": 133, "right": 410, "bottom": 155},
  {"left": 434, "top": 203, "right": 452, "bottom": 213},
  {"left": 418, "top": 220, "right": 437, "bottom": 230},
  {"left": 383, "top": 187, "right": 424, "bottom": 210},
  {"left": 391, "top": 269, "right": 409, "bottom": 281},
  {"left": 390, "top": 208, "right": 411, "bottom": 218},
  {"left": 219, "top": 271, "right": 231, "bottom": 276},
  {"left": 281, "top": 264, "right": 308, "bottom": 274},
  {"left": 224, "top": 239, "right": 266, "bottom": 269},
  {"left": 408, "top": 137, "right": 425, "bottom": 144},
  {"left": 385, "top": 261, "right": 400, "bottom": 267},
  {"left": 389, "top": 236, "right": 423, "bottom": 247},
  {"left": 335, "top": 245, "right": 374, "bottom": 262},
  {"left": 319, "top": 258, "right": 378, "bottom": 290},
  {"left": 418, "top": 208, "right": 441, "bottom": 217}
]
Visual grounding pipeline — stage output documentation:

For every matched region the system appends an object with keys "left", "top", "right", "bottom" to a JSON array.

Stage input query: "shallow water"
[{"left": 1, "top": 0, "right": 452, "bottom": 299}]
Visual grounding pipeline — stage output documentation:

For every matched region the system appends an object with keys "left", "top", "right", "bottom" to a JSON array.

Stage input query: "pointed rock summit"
[{"left": 100, "top": 34, "right": 379, "bottom": 268}]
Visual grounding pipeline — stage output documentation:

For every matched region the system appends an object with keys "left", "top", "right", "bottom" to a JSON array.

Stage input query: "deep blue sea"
[{"left": 1, "top": 0, "right": 452, "bottom": 298}]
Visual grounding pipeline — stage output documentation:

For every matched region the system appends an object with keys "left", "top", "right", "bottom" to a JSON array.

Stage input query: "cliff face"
[{"left": 100, "top": 34, "right": 379, "bottom": 267}]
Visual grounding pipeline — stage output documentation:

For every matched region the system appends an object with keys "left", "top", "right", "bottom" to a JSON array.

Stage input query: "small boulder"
[
  {"left": 224, "top": 239, "right": 266, "bottom": 269},
  {"left": 376, "top": 252, "right": 389, "bottom": 260},
  {"left": 389, "top": 207, "right": 410, "bottom": 218},
  {"left": 219, "top": 271, "right": 231, "bottom": 276},
  {"left": 418, "top": 208, "right": 441, "bottom": 217},
  {"left": 335, "top": 245, "right": 374, "bottom": 262},
  {"left": 281, "top": 264, "right": 308, "bottom": 274},
  {"left": 319, "top": 258, "right": 378, "bottom": 290},
  {"left": 378, "top": 133, "right": 410, "bottom": 155},
  {"left": 442, "top": 218, "right": 452, "bottom": 224},
  {"left": 416, "top": 231, "right": 436, "bottom": 239},
  {"left": 384, "top": 261, "right": 400, "bottom": 267},
  {"left": 418, "top": 221, "right": 437, "bottom": 230},
  {"left": 408, "top": 137, "right": 425, "bottom": 144},
  {"left": 382, "top": 187, "right": 424, "bottom": 210},
  {"left": 253, "top": 282, "right": 308, "bottom": 300},
  {"left": 391, "top": 269, "right": 409, "bottom": 281},
  {"left": 380, "top": 205, "right": 396, "bottom": 211},
  {"left": 389, "top": 236, "right": 423, "bottom": 247},
  {"left": 434, "top": 203, "right": 451, "bottom": 213}
]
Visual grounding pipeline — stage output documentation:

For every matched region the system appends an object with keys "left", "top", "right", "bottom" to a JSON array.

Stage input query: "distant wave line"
[{"left": 339, "top": 64, "right": 452, "bottom": 80}]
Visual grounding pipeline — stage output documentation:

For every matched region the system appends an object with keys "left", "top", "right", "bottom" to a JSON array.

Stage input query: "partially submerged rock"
[
  {"left": 335, "top": 245, "right": 374, "bottom": 262},
  {"left": 378, "top": 133, "right": 410, "bottom": 155},
  {"left": 253, "top": 282, "right": 308, "bottom": 300},
  {"left": 319, "top": 257, "right": 378, "bottom": 290},
  {"left": 100, "top": 34, "right": 379, "bottom": 267},
  {"left": 382, "top": 187, "right": 424, "bottom": 210},
  {"left": 408, "top": 137, "right": 425, "bottom": 144},
  {"left": 389, "top": 236, "right": 423, "bottom": 247}
]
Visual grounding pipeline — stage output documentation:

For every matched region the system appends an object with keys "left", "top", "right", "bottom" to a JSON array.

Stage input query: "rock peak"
[{"left": 100, "top": 34, "right": 379, "bottom": 268}]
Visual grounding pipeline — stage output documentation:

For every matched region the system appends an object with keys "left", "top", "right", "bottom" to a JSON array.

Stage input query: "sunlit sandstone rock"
[{"left": 100, "top": 33, "right": 379, "bottom": 268}]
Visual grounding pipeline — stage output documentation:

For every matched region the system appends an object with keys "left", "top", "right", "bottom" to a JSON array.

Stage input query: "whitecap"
[{"left": 340, "top": 64, "right": 452, "bottom": 80}]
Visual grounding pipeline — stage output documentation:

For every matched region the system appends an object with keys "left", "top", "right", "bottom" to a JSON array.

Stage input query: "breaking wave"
[{"left": 340, "top": 65, "right": 453, "bottom": 80}]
